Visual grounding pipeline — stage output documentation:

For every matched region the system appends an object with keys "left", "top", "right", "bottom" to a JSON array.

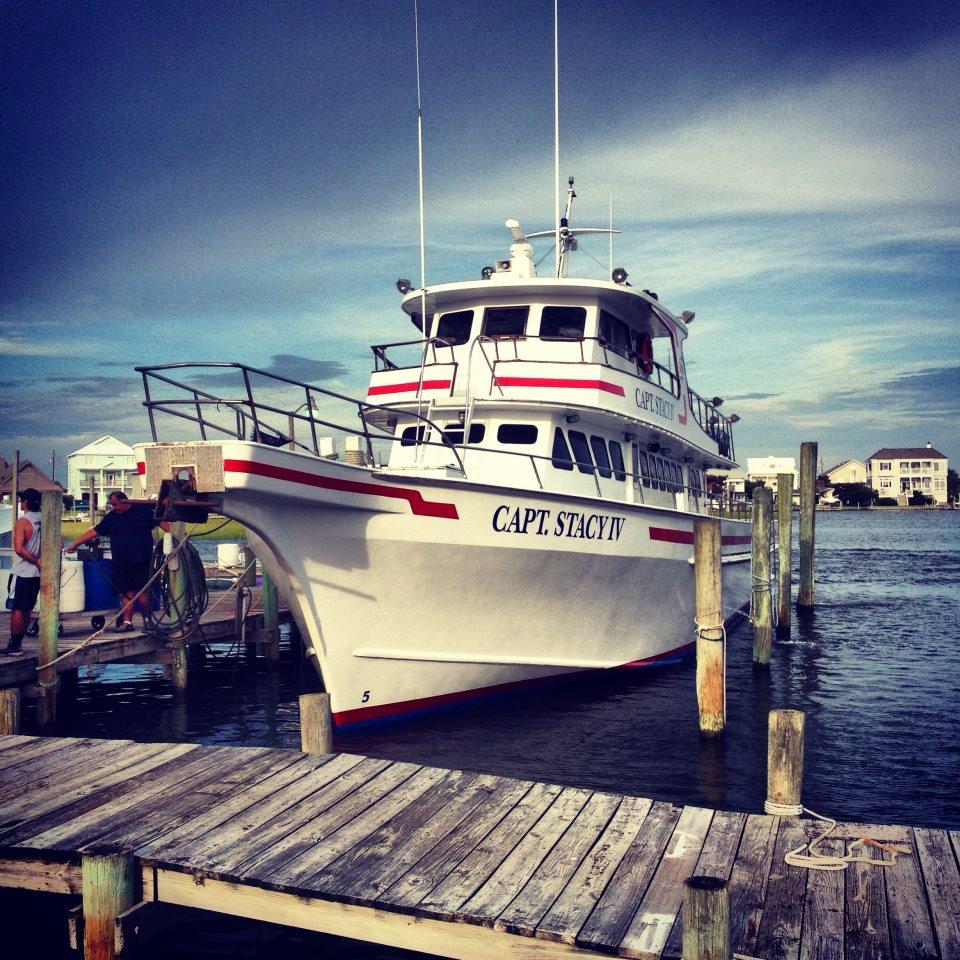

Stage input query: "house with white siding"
[
  {"left": 66, "top": 436, "right": 138, "bottom": 503},
  {"left": 866, "top": 443, "right": 949, "bottom": 504},
  {"left": 823, "top": 459, "right": 866, "bottom": 485}
]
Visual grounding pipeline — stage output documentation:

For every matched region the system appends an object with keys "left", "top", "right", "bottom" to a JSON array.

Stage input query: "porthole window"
[{"left": 497, "top": 424, "right": 539, "bottom": 445}]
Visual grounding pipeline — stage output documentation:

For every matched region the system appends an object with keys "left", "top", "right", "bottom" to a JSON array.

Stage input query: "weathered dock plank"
[{"left": 0, "top": 737, "right": 956, "bottom": 960}]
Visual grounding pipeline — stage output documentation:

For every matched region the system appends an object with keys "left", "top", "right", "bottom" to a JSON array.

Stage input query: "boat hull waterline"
[{"left": 139, "top": 441, "right": 751, "bottom": 727}]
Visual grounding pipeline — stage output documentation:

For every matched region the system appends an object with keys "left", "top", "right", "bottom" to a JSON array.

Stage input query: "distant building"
[
  {"left": 823, "top": 459, "right": 866, "bottom": 485},
  {"left": 66, "top": 436, "right": 138, "bottom": 502},
  {"left": 866, "top": 443, "right": 949, "bottom": 505},
  {"left": 746, "top": 455, "right": 799, "bottom": 496},
  {"left": 0, "top": 456, "right": 63, "bottom": 498}
]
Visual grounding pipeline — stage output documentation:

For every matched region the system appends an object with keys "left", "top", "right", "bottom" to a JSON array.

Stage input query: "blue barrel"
[{"left": 83, "top": 556, "right": 119, "bottom": 611}]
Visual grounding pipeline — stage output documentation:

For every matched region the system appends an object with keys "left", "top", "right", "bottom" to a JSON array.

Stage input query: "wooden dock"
[
  {"left": 0, "top": 735, "right": 957, "bottom": 959},
  {"left": 0, "top": 586, "right": 289, "bottom": 693}
]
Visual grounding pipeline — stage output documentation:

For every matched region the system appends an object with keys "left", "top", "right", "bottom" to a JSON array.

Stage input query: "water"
[{"left": 6, "top": 511, "right": 958, "bottom": 957}]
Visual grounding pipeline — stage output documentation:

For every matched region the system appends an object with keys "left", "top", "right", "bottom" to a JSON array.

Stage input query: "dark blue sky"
[{"left": 2, "top": 0, "right": 958, "bottom": 474}]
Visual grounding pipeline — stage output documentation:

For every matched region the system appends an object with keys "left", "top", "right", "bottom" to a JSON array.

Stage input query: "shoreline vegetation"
[{"left": 59, "top": 516, "right": 246, "bottom": 541}]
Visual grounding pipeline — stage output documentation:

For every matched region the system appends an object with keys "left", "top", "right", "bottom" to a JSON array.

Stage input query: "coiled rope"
[{"left": 782, "top": 807, "right": 910, "bottom": 872}]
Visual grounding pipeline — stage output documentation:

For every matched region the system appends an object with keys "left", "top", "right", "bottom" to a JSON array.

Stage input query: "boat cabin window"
[
  {"left": 609, "top": 441, "right": 626, "bottom": 481},
  {"left": 540, "top": 306, "right": 586, "bottom": 339},
  {"left": 638, "top": 450, "right": 651, "bottom": 487},
  {"left": 400, "top": 426, "right": 426, "bottom": 447},
  {"left": 590, "top": 436, "right": 612, "bottom": 478},
  {"left": 410, "top": 313, "right": 435, "bottom": 335},
  {"left": 567, "top": 430, "right": 595, "bottom": 475},
  {"left": 435, "top": 310, "right": 474, "bottom": 345},
  {"left": 443, "top": 423, "right": 485, "bottom": 445},
  {"left": 482, "top": 306, "right": 528, "bottom": 338},
  {"left": 497, "top": 424, "right": 538, "bottom": 444},
  {"left": 552, "top": 428, "right": 574, "bottom": 470},
  {"left": 598, "top": 310, "right": 631, "bottom": 357}
]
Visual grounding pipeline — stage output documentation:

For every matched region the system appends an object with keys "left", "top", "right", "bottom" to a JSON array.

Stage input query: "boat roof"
[{"left": 400, "top": 277, "right": 689, "bottom": 336}]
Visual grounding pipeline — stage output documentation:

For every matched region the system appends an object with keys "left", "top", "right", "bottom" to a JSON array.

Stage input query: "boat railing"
[
  {"left": 371, "top": 337, "right": 457, "bottom": 371},
  {"left": 370, "top": 334, "right": 681, "bottom": 398},
  {"left": 135, "top": 361, "right": 467, "bottom": 476},
  {"left": 687, "top": 388, "right": 736, "bottom": 460}
]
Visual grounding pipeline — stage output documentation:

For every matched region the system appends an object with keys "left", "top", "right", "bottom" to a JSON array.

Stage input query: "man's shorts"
[
  {"left": 8, "top": 574, "right": 41, "bottom": 613},
  {"left": 112, "top": 561, "right": 152, "bottom": 595}
]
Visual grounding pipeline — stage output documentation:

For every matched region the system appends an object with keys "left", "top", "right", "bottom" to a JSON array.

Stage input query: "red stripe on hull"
[
  {"left": 223, "top": 458, "right": 459, "bottom": 519},
  {"left": 366, "top": 379, "right": 451, "bottom": 396},
  {"left": 649, "top": 526, "right": 752, "bottom": 547},
  {"left": 332, "top": 638, "right": 720, "bottom": 728},
  {"left": 494, "top": 376, "right": 626, "bottom": 397}
]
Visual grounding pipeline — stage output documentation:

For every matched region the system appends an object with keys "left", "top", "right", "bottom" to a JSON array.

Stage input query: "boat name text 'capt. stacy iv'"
[{"left": 492, "top": 504, "right": 626, "bottom": 541}]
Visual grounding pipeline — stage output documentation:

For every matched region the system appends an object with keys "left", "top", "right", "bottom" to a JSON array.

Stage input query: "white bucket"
[
  {"left": 217, "top": 542, "right": 242, "bottom": 569},
  {"left": 31, "top": 556, "right": 86, "bottom": 614}
]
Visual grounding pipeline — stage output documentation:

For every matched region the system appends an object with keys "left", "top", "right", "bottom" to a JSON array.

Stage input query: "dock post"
[
  {"left": 0, "top": 688, "right": 20, "bottom": 734},
  {"left": 241, "top": 540, "right": 257, "bottom": 587},
  {"left": 776, "top": 472, "right": 794, "bottom": 635},
  {"left": 81, "top": 847, "right": 137, "bottom": 960},
  {"left": 797, "top": 441, "right": 817, "bottom": 609},
  {"left": 694, "top": 517, "right": 724, "bottom": 736},
  {"left": 261, "top": 568, "right": 280, "bottom": 662},
  {"left": 764, "top": 709, "right": 805, "bottom": 815},
  {"left": 37, "top": 489, "right": 63, "bottom": 731},
  {"left": 682, "top": 875, "right": 730, "bottom": 960},
  {"left": 299, "top": 692, "right": 333, "bottom": 754},
  {"left": 168, "top": 521, "right": 188, "bottom": 691},
  {"left": 87, "top": 475, "right": 97, "bottom": 526},
  {"left": 751, "top": 487, "right": 773, "bottom": 665}
]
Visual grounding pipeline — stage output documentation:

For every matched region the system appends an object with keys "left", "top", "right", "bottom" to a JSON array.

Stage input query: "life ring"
[{"left": 638, "top": 334, "right": 654, "bottom": 376}]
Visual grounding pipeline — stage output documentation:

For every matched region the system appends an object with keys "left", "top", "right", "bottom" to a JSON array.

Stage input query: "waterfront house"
[
  {"left": 866, "top": 443, "right": 949, "bottom": 505},
  {"left": 746, "top": 455, "right": 799, "bottom": 496},
  {"left": 0, "top": 456, "right": 63, "bottom": 497},
  {"left": 66, "top": 435, "right": 138, "bottom": 504},
  {"left": 823, "top": 458, "right": 866, "bottom": 485}
]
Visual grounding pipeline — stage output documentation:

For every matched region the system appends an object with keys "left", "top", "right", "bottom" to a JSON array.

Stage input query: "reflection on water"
[{"left": 8, "top": 511, "right": 958, "bottom": 957}]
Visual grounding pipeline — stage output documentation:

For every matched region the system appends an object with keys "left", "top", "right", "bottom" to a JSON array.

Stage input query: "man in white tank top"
[{"left": 4, "top": 487, "right": 42, "bottom": 656}]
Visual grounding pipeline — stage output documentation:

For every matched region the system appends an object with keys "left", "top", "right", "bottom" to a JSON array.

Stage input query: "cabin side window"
[
  {"left": 443, "top": 423, "right": 485, "bottom": 445},
  {"left": 609, "top": 441, "right": 626, "bottom": 481},
  {"left": 435, "top": 310, "right": 474, "bottom": 345},
  {"left": 497, "top": 424, "right": 538, "bottom": 444},
  {"left": 552, "top": 428, "right": 574, "bottom": 470},
  {"left": 567, "top": 430, "right": 595, "bottom": 475},
  {"left": 482, "top": 306, "right": 528, "bottom": 338},
  {"left": 598, "top": 309, "right": 631, "bottom": 358},
  {"left": 540, "top": 306, "right": 586, "bottom": 339},
  {"left": 639, "top": 450, "right": 651, "bottom": 487},
  {"left": 400, "top": 426, "right": 426, "bottom": 447},
  {"left": 589, "top": 436, "right": 612, "bottom": 478}
]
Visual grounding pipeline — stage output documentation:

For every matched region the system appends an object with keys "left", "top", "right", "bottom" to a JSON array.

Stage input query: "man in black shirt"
[{"left": 66, "top": 491, "right": 168, "bottom": 631}]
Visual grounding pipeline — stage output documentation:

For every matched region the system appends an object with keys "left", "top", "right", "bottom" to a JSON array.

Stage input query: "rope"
[
  {"left": 748, "top": 572, "right": 772, "bottom": 627},
  {"left": 782, "top": 807, "right": 910, "bottom": 872}
]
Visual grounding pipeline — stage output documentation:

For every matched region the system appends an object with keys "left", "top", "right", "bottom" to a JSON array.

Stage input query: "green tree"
[{"left": 831, "top": 482, "right": 879, "bottom": 507}]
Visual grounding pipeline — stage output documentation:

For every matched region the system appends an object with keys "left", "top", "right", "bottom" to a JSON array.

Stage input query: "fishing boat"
[{"left": 133, "top": 180, "right": 752, "bottom": 726}]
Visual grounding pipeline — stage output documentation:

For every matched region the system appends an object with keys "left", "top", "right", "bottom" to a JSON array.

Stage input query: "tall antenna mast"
[
  {"left": 608, "top": 194, "right": 613, "bottom": 273},
  {"left": 553, "top": 0, "right": 560, "bottom": 276},
  {"left": 414, "top": 0, "right": 427, "bottom": 334}
]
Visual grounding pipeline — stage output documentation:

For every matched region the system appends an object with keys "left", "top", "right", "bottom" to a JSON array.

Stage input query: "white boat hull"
[{"left": 139, "top": 441, "right": 751, "bottom": 726}]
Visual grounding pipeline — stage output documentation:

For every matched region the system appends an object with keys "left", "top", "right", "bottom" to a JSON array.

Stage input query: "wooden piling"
[
  {"left": 797, "top": 441, "right": 817, "bottom": 609},
  {"left": 0, "top": 688, "right": 20, "bottom": 735},
  {"left": 682, "top": 875, "right": 730, "bottom": 960},
  {"left": 261, "top": 568, "right": 280, "bottom": 661},
  {"left": 81, "top": 847, "right": 137, "bottom": 960},
  {"left": 241, "top": 541, "right": 257, "bottom": 588},
  {"left": 765, "top": 708, "right": 805, "bottom": 815},
  {"left": 694, "top": 517, "right": 724, "bottom": 736},
  {"left": 88, "top": 475, "right": 98, "bottom": 526},
  {"left": 776, "top": 472, "right": 794, "bottom": 635},
  {"left": 299, "top": 692, "right": 333, "bottom": 754},
  {"left": 37, "top": 489, "right": 63, "bottom": 731},
  {"left": 11, "top": 450, "right": 19, "bottom": 527},
  {"left": 171, "top": 644, "right": 188, "bottom": 691},
  {"left": 751, "top": 487, "right": 773, "bottom": 665}
]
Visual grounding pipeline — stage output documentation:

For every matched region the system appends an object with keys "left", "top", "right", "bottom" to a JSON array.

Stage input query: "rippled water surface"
[{"left": 8, "top": 510, "right": 959, "bottom": 957}]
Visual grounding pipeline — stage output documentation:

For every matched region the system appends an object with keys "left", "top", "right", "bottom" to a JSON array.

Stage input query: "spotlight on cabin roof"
[
  {"left": 481, "top": 265, "right": 494, "bottom": 280},
  {"left": 612, "top": 267, "right": 628, "bottom": 284},
  {"left": 681, "top": 310, "right": 695, "bottom": 324},
  {"left": 643, "top": 289, "right": 659, "bottom": 300},
  {"left": 396, "top": 278, "right": 412, "bottom": 294}
]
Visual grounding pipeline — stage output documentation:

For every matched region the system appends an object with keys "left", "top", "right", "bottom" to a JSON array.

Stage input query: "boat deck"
[{"left": 0, "top": 736, "right": 957, "bottom": 958}]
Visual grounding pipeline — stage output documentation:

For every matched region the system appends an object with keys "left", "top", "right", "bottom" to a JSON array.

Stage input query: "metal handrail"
[
  {"left": 687, "top": 387, "right": 735, "bottom": 460},
  {"left": 371, "top": 337, "right": 458, "bottom": 371},
  {"left": 370, "top": 334, "right": 683, "bottom": 399},
  {"left": 135, "top": 362, "right": 467, "bottom": 477}
]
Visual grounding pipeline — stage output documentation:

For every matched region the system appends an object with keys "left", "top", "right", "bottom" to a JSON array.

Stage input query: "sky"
[{"left": 2, "top": 0, "right": 959, "bottom": 481}]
